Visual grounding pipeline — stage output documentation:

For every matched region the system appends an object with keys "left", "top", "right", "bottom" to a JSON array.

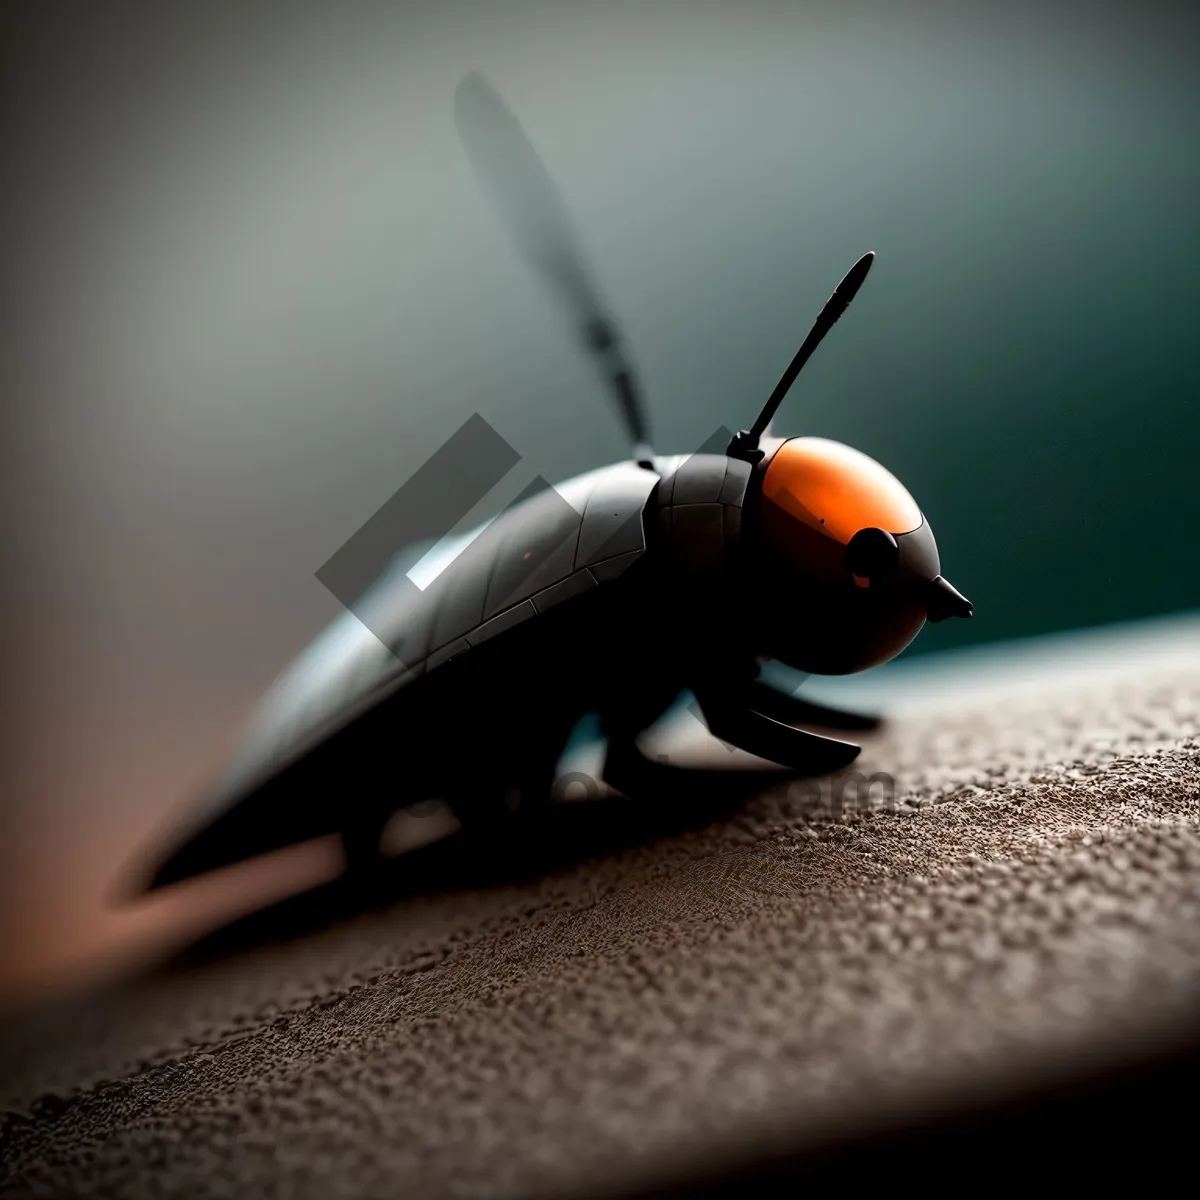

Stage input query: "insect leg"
[
  {"left": 341, "top": 809, "right": 390, "bottom": 879},
  {"left": 744, "top": 680, "right": 882, "bottom": 732},
  {"left": 693, "top": 687, "right": 862, "bottom": 774},
  {"left": 601, "top": 728, "right": 801, "bottom": 801}
]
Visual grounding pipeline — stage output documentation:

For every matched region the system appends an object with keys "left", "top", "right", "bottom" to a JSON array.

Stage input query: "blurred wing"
[
  {"left": 136, "top": 462, "right": 662, "bottom": 890},
  {"left": 454, "top": 72, "right": 653, "bottom": 461}
]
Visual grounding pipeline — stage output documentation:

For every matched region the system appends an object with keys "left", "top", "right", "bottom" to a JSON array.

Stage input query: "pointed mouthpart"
[{"left": 926, "top": 575, "right": 973, "bottom": 622}]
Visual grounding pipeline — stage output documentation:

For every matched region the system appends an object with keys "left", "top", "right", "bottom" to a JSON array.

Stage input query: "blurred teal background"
[
  {"left": 6, "top": 0, "right": 1198, "bottom": 667},
  {"left": 1, "top": 1, "right": 1197, "bottom": 988}
]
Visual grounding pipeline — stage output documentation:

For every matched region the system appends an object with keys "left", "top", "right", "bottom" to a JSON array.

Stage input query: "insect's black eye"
[{"left": 845, "top": 526, "right": 900, "bottom": 580}]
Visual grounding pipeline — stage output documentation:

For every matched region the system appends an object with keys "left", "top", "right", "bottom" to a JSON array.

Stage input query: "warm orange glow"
[{"left": 762, "top": 437, "right": 921, "bottom": 543}]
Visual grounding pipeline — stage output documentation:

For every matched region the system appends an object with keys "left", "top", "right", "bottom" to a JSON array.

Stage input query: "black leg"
[
  {"left": 602, "top": 733, "right": 801, "bottom": 802},
  {"left": 746, "top": 680, "right": 882, "bottom": 732},
  {"left": 693, "top": 687, "right": 862, "bottom": 773},
  {"left": 509, "top": 733, "right": 572, "bottom": 822},
  {"left": 445, "top": 736, "right": 565, "bottom": 839},
  {"left": 446, "top": 785, "right": 514, "bottom": 836},
  {"left": 341, "top": 812, "right": 387, "bottom": 879}
]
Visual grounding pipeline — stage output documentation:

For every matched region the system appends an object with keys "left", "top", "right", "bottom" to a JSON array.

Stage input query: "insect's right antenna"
[
  {"left": 728, "top": 251, "right": 875, "bottom": 462},
  {"left": 454, "top": 73, "right": 655, "bottom": 469}
]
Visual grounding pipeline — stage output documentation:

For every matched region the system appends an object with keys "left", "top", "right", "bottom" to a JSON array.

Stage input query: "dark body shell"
[{"left": 147, "top": 454, "right": 753, "bottom": 889}]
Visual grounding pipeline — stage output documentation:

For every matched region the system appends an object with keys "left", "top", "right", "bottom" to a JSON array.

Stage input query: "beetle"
[{"left": 136, "top": 74, "right": 972, "bottom": 892}]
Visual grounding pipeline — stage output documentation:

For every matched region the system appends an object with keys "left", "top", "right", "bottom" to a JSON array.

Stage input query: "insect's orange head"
[{"left": 751, "top": 437, "right": 971, "bottom": 674}]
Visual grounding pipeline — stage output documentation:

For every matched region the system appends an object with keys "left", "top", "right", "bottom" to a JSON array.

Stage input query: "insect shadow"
[{"left": 156, "top": 757, "right": 838, "bottom": 972}]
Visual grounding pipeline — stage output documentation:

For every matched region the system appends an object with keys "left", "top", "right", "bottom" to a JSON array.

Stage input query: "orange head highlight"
[
  {"left": 751, "top": 437, "right": 959, "bottom": 674},
  {"left": 762, "top": 437, "right": 921, "bottom": 545}
]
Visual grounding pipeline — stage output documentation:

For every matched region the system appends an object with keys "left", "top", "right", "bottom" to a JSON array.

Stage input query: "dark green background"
[{"left": 5, "top": 0, "right": 1198, "bottom": 693}]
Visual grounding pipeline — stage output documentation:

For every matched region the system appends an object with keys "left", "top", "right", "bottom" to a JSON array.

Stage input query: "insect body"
[{"left": 138, "top": 75, "right": 971, "bottom": 892}]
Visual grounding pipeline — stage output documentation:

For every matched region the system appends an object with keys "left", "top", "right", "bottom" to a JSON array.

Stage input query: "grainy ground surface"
[{"left": 2, "top": 624, "right": 1199, "bottom": 1198}]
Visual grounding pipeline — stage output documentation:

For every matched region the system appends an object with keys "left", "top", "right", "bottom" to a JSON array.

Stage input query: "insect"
[{"left": 136, "top": 74, "right": 972, "bottom": 892}]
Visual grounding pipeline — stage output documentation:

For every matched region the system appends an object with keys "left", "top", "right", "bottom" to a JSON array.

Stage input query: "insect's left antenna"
[
  {"left": 454, "top": 72, "right": 654, "bottom": 468},
  {"left": 728, "top": 251, "right": 875, "bottom": 462}
]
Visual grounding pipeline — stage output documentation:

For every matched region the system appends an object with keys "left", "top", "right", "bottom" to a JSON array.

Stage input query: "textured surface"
[{"left": 2, "top": 627, "right": 1199, "bottom": 1198}]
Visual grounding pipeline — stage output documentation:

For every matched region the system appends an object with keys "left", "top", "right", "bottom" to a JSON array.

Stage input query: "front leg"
[
  {"left": 602, "top": 732, "right": 801, "bottom": 801},
  {"left": 341, "top": 812, "right": 388, "bottom": 877},
  {"left": 746, "top": 679, "right": 882, "bottom": 732},
  {"left": 693, "top": 684, "right": 861, "bottom": 774}
]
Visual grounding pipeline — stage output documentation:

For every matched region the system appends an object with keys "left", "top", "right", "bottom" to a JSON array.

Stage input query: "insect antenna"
[
  {"left": 454, "top": 72, "right": 655, "bottom": 468},
  {"left": 728, "top": 250, "right": 875, "bottom": 462}
]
